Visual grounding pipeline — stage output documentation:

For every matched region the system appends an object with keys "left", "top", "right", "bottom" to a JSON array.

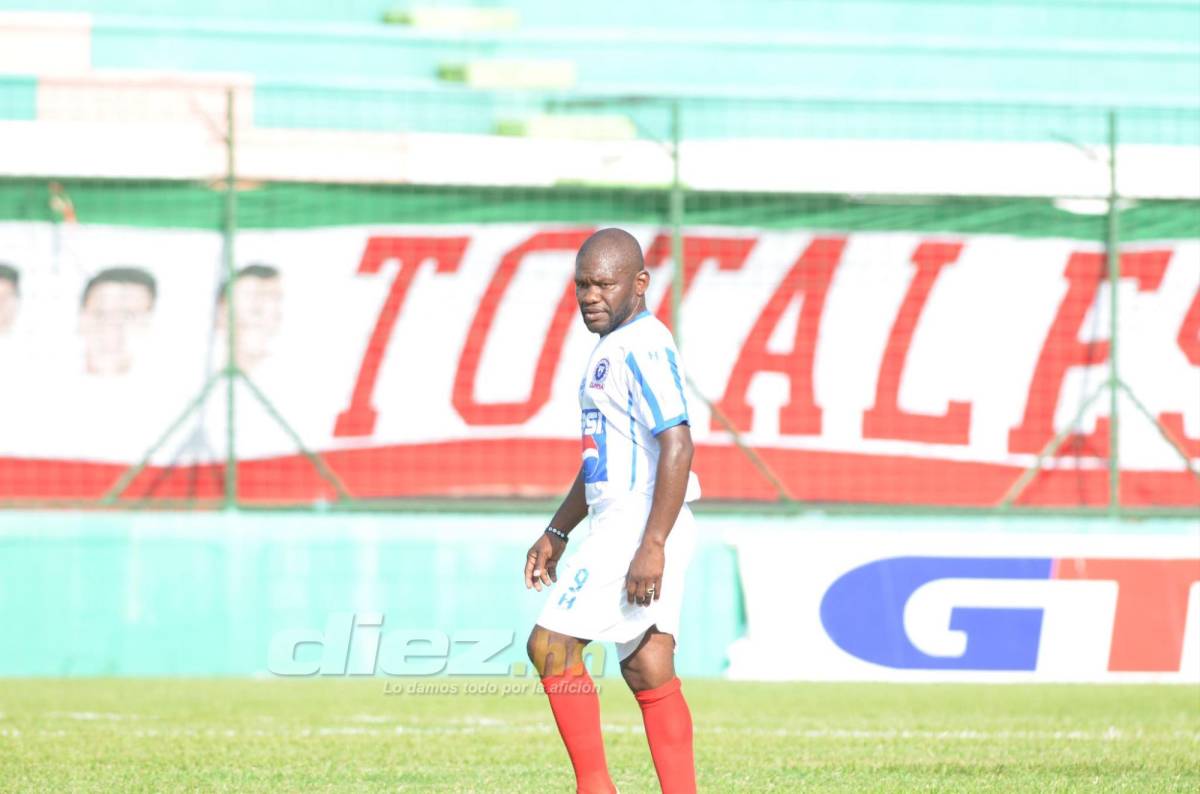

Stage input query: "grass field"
[{"left": 1, "top": 678, "right": 1197, "bottom": 792}]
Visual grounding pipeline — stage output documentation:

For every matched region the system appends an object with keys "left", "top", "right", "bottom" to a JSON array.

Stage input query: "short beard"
[{"left": 602, "top": 299, "right": 641, "bottom": 335}]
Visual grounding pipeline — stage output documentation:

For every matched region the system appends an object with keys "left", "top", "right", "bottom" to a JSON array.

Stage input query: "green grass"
[{"left": 1, "top": 679, "right": 1197, "bottom": 792}]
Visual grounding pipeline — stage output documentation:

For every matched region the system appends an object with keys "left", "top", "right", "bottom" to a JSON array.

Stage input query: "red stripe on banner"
[{"left": 1, "top": 443, "right": 1198, "bottom": 507}]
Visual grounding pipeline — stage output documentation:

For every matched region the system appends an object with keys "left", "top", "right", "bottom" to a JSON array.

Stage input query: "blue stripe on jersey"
[
  {"left": 666, "top": 348, "right": 689, "bottom": 418},
  {"left": 652, "top": 415, "right": 688, "bottom": 435},
  {"left": 625, "top": 351, "right": 665, "bottom": 428},
  {"left": 627, "top": 389, "right": 637, "bottom": 489}
]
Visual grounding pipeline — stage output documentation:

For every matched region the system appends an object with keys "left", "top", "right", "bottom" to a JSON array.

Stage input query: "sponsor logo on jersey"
[{"left": 581, "top": 408, "right": 608, "bottom": 483}]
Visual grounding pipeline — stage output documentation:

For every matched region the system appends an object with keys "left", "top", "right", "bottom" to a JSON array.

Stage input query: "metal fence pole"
[
  {"left": 223, "top": 86, "right": 238, "bottom": 510},
  {"left": 1105, "top": 109, "right": 1120, "bottom": 515},
  {"left": 669, "top": 99, "right": 684, "bottom": 349}
]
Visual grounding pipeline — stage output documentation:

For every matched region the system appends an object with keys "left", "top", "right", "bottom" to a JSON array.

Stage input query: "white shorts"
[{"left": 535, "top": 498, "right": 697, "bottom": 661}]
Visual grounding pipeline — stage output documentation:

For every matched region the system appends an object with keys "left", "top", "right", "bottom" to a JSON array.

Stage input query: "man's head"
[
  {"left": 0, "top": 263, "right": 18, "bottom": 335},
  {"left": 78, "top": 267, "right": 157, "bottom": 376},
  {"left": 216, "top": 263, "right": 283, "bottom": 371},
  {"left": 574, "top": 228, "right": 649, "bottom": 336}
]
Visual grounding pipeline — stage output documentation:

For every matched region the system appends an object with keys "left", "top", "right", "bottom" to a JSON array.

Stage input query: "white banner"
[
  {"left": 0, "top": 221, "right": 1196, "bottom": 504},
  {"left": 727, "top": 524, "right": 1200, "bottom": 682}
]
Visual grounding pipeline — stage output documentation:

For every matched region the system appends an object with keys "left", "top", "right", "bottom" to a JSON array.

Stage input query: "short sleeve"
[{"left": 624, "top": 344, "right": 690, "bottom": 436}]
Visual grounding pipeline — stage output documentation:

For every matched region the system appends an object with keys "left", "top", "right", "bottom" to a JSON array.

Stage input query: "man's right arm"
[
  {"left": 525, "top": 466, "right": 587, "bottom": 591},
  {"left": 548, "top": 466, "right": 588, "bottom": 535}
]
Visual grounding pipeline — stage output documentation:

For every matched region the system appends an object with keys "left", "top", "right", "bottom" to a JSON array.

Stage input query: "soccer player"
[{"left": 525, "top": 228, "right": 699, "bottom": 794}]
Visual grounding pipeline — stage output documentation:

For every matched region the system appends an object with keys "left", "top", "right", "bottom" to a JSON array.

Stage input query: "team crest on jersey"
[{"left": 589, "top": 358, "right": 610, "bottom": 390}]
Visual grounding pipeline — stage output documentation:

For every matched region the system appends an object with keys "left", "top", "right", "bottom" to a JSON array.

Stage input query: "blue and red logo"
[
  {"left": 819, "top": 556, "right": 1199, "bottom": 672},
  {"left": 581, "top": 408, "right": 608, "bottom": 483}
]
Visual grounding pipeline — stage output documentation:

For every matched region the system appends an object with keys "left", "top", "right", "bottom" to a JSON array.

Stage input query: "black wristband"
[{"left": 545, "top": 526, "right": 569, "bottom": 543}]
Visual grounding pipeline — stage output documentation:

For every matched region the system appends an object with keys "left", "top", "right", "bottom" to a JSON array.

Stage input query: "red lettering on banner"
[
  {"left": 453, "top": 230, "right": 593, "bottom": 426},
  {"left": 334, "top": 236, "right": 469, "bottom": 437},
  {"left": 1158, "top": 286, "right": 1200, "bottom": 455},
  {"left": 1055, "top": 558, "right": 1200, "bottom": 672},
  {"left": 643, "top": 235, "right": 756, "bottom": 329},
  {"left": 1008, "top": 250, "right": 1171, "bottom": 456},
  {"left": 713, "top": 237, "right": 846, "bottom": 435},
  {"left": 863, "top": 241, "right": 971, "bottom": 444}
]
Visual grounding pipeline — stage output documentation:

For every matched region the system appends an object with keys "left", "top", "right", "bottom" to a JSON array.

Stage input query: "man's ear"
[{"left": 635, "top": 268, "right": 650, "bottom": 297}]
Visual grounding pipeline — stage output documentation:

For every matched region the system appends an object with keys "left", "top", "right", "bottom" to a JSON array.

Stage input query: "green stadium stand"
[
  {"left": 437, "top": 58, "right": 576, "bottom": 90},
  {"left": 0, "top": 2, "right": 1196, "bottom": 154},
  {"left": 0, "top": 74, "right": 36, "bottom": 120},
  {"left": 512, "top": 0, "right": 1200, "bottom": 44},
  {"left": 383, "top": 5, "right": 520, "bottom": 31},
  {"left": 75, "top": 16, "right": 1198, "bottom": 103},
  {"left": 496, "top": 113, "right": 637, "bottom": 140},
  {"left": 2, "top": 0, "right": 1196, "bottom": 45},
  {"left": 254, "top": 80, "right": 517, "bottom": 135}
]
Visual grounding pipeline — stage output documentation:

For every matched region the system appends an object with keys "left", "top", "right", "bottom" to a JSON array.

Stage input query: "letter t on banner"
[{"left": 335, "top": 236, "right": 469, "bottom": 437}]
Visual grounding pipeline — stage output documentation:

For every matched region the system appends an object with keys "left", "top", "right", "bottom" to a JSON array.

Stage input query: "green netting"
[
  {"left": 0, "top": 72, "right": 1197, "bottom": 513},
  {"left": 1, "top": 180, "right": 1197, "bottom": 241}
]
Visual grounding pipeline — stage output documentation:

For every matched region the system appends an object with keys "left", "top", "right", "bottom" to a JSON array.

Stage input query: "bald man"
[{"left": 525, "top": 228, "right": 700, "bottom": 793}]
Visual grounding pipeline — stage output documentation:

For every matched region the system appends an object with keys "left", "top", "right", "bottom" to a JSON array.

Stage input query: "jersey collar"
[{"left": 602, "top": 309, "right": 651, "bottom": 337}]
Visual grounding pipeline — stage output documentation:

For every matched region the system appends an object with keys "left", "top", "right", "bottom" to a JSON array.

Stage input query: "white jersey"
[{"left": 578, "top": 310, "right": 701, "bottom": 507}]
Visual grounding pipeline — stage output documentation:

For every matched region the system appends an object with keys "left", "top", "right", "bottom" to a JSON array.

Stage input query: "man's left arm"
[{"left": 625, "top": 423, "right": 693, "bottom": 606}]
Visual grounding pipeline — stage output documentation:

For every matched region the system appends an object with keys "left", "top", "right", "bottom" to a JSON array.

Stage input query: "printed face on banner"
[
  {"left": 0, "top": 272, "right": 17, "bottom": 335},
  {"left": 216, "top": 268, "right": 284, "bottom": 372},
  {"left": 78, "top": 273, "right": 156, "bottom": 377}
]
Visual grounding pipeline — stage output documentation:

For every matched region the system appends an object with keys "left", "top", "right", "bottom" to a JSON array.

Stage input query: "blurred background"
[{"left": 0, "top": 1, "right": 1196, "bottom": 681}]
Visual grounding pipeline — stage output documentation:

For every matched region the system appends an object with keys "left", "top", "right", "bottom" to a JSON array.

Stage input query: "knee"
[
  {"left": 620, "top": 650, "right": 658, "bottom": 692},
  {"left": 622, "top": 664, "right": 675, "bottom": 693},
  {"left": 620, "top": 661, "right": 650, "bottom": 692},
  {"left": 527, "top": 626, "right": 579, "bottom": 677},
  {"left": 620, "top": 632, "right": 677, "bottom": 692}
]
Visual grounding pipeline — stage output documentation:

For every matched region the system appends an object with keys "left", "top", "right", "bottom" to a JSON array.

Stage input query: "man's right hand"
[{"left": 524, "top": 532, "right": 566, "bottom": 591}]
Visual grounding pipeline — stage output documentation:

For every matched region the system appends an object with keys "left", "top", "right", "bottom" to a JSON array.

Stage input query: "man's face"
[
  {"left": 217, "top": 275, "right": 283, "bottom": 370},
  {"left": 575, "top": 252, "right": 647, "bottom": 336},
  {"left": 79, "top": 282, "right": 154, "bottom": 375},
  {"left": 0, "top": 279, "right": 17, "bottom": 334}
]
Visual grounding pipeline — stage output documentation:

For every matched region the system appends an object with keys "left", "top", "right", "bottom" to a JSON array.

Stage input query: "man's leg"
[
  {"left": 527, "top": 625, "right": 616, "bottom": 794},
  {"left": 620, "top": 627, "right": 696, "bottom": 794}
]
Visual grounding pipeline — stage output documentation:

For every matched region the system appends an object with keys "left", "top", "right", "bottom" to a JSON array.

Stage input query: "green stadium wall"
[
  {"left": 1, "top": 511, "right": 1197, "bottom": 681},
  {"left": 0, "top": 510, "right": 742, "bottom": 678}
]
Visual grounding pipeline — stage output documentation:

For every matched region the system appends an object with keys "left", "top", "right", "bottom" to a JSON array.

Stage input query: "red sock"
[
  {"left": 542, "top": 665, "right": 616, "bottom": 794},
  {"left": 635, "top": 677, "right": 696, "bottom": 794}
]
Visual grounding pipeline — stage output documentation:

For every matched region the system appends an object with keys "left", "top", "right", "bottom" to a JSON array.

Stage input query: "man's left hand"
[{"left": 625, "top": 541, "right": 665, "bottom": 606}]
